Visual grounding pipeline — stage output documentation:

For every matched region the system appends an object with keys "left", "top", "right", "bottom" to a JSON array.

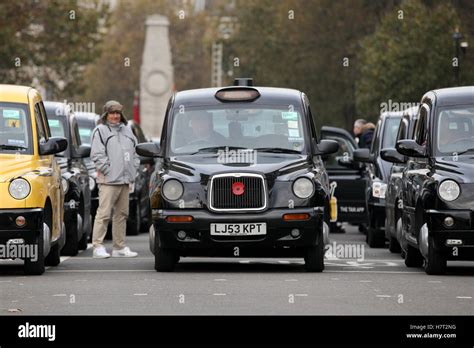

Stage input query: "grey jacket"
[{"left": 91, "top": 123, "right": 140, "bottom": 185}]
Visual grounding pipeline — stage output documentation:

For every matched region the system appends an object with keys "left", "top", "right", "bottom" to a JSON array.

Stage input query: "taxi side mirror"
[
  {"left": 315, "top": 139, "right": 339, "bottom": 156},
  {"left": 39, "top": 137, "right": 68, "bottom": 156},
  {"left": 380, "top": 147, "right": 405, "bottom": 164},
  {"left": 353, "top": 148, "right": 374, "bottom": 163},
  {"left": 396, "top": 139, "right": 426, "bottom": 158},
  {"left": 136, "top": 142, "right": 161, "bottom": 157}
]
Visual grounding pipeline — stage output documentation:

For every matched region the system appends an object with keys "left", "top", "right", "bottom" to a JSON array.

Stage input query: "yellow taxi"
[{"left": 0, "top": 85, "right": 67, "bottom": 275}]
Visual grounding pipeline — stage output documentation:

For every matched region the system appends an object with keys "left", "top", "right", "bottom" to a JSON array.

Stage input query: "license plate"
[{"left": 210, "top": 223, "right": 266, "bottom": 236}]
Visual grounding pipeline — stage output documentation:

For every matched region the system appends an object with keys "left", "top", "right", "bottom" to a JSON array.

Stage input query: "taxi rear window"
[{"left": 0, "top": 102, "right": 33, "bottom": 154}]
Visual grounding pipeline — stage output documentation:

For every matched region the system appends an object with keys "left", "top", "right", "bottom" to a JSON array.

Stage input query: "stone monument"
[{"left": 140, "top": 14, "right": 174, "bottom": 139}]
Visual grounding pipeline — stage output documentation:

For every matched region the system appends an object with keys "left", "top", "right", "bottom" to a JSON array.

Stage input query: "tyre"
[
  {"left": 404, "top": 244, "right": 423, "bottom": 267},
  {"left": 45, "top": 242, "right": 61, "bottom": 266},
  {"left": 388, "top": 236, "right": 401, "bottom": 253},
  {"left": 155, "top": 248, "right": 176, "bottom": 272},
  {"left": 24, "top": 234, "right": 45, "bottom": 275},
  {"left": 367, "top": 226, "right": 385, "bottom": 248},
  {"left": 329, "top": 222, "right": 345, "bottom": 234},
  {"left": 423, "top": 237, "right": 447, "bottom": 275},
  {"left": 126, "top": 200, "right": 141, "bottom": 236},
  {"left": 61, "top": 213, "right": 79, "bottom": 256},
  {"left": 78, "top": 215, "right": 91, "bottom": 251},
  {"left": 304, "top": 241, "right": 324, "bottom": 272}
]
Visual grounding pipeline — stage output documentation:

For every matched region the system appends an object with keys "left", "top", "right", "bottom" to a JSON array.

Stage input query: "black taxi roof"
[
  {"left": 44, "top": 101, "right": 72, "bottom": 117},
  {"left": 173, "top": 86, "right": 304, "bottom": 108},
  {"left": 427, "top": 86, "right": 474, "bottom": 107}
]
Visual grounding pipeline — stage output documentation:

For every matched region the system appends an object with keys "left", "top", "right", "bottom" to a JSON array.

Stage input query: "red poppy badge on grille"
[{"left": 232, "top": 181, "right": 245, "bottom": 196}]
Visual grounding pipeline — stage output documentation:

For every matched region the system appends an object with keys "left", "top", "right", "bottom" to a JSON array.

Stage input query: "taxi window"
[
  {"left": 0, "top": 102, "right": 32, "bottom": 154},
  {"left": 35, "top": 103, "right": 47, "bottom": 144},
  {"left": 78, "top": 126, "right": 92, "bottom": 145},
  {"left": 324, "top": 135, "right": 355, "bottom": 168},
  {"left": 170, "top": 106, "right": 307, "bottom": 155},
  {"left": 436, "top": 105, "right": 474, "bottom": 155},
  {"left": 382, "top": 117, "right": 401, "bottom": 148},
  {"left": 48, "top": 118, "right": 66, "bottom": 138}
]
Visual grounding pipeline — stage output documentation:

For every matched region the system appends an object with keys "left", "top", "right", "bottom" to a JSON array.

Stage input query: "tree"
[
  {"left": 356, "top": 0, "right": 472, "bottom": 119},
  {"left": 0, "top": 0, "right": 109, "bottom": 99},
  {"left": 81, "top": 0, "right": 215, "bottom": 115}
]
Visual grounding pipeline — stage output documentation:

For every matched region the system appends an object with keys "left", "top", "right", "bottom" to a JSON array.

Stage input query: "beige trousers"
[{"left": 92, "top": 184, "right": 129, "bottom": 249}]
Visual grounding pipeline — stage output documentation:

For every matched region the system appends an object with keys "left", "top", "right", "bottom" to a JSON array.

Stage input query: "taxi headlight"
[
  {"left": 293, "top": 177, "right": 314, "bottom": 199},
  {"left": 438, "top": 180, "right": 460, "bottom": 202},
  {"left": 61, "top": 178, "right": 69, "bottom": 194},
  {"left": 162, "top": 179, "right": 184, "bottom": 201},
  {"left": 9, "top": 178, "right": 31, "bottom": 200},
  {"left": 372, "top": 182, "right": 387, "bottom": 199},
  {"left": 89, "top": 177, "right": 96, "bottom": 191}
]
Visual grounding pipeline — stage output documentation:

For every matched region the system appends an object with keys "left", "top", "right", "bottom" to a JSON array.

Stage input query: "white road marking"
[
  {"left": 360, "top": 280, "right": 372, "bottom": 283},
  {"left": 133, "top": 293, "right": 148, "bottom": 296},
  {"left": 239, "top": 260, "right": 251, "bottom": 264},
  {"left": 278, "top": 260, "right": 290, "bottom": 264},
  {"left": 376, "top": 295, "right": 391, "bottom": 298},
  {"left": 213, "top": 293, "right": 226, "bottom": 296},
  {"left": 295, "top": 294, "right": 308, "bottom": 297},
  {"left": 52, "top": 294, "right": 67, "bottom": 297},
  {"left": 456, "top": 296, "right": 472, "bottom": 299},
  {"left": 214, "top": 279, "right": 227, "bottom": 282}
]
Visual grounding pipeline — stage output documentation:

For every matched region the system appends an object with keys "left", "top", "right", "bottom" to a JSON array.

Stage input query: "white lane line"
[
  {"left": 456, "top": 296, "right": 472, "bottom": 299},
  {"left": 239, "top": 260, "right": 251, "bottom": 264},
  {"left": 327, "top": 270, "right": 425, "bottom": 274},
  {"left": 213, "top": 293, "right": 226, "bottom": 296},
  {"left": 133, "top": 293, "right": 148, "bottom": 296},
  {"left": 278, "top": 260, "right": 290, "bottom": 264},
  {"left": 52, "top": 294, "right": 67, "bottom": 297},
  {"left": 295, "top": 294, "right": 308, "bottom": 297},
  {"left": 49, "top": 269, "right": 155, "bottom": 272},
  {"left": 214, "top": 279, "right": 227, "bottom": 282},
  {"left": 285, "top": 279, "right": 298, "bottom": 282},
  {"left": 360, "top": 280, "right": 372, "bottom": 283},
  {"left": 376, "top": 295, "right": 392, "bottom": 298}
]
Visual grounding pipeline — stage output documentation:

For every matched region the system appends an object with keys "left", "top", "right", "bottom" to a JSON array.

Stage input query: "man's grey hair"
[{"left": 354, "top": 119, "right": 368, "bottom": 128}]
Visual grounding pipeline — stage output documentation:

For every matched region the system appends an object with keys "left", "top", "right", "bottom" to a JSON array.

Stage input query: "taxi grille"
[{"left": 210, "top": 174, "right": 266, "bottom": 211}]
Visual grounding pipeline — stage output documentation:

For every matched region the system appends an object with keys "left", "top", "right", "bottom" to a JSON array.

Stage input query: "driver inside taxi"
[{"left": 188, "top": 112, "right": 226, "bottom": 145}]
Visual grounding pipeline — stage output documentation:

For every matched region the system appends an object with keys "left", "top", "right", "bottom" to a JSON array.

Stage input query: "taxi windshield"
[
  {"left": 382, "top": 117, "right": 402, "bottom": 148},
  {"left": 436, "top": 105, "right": 474, "bottom": 155},
  {"left": 169, "top": 105, "right": 307, "bottom": 155},
  {"left": 0, "top": 102, "right": 32, "bottom": 154}
]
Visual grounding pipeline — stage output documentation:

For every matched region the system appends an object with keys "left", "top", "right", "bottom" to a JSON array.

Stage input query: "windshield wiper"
[
  {"left": 0, "top": 144, "right": 27, "bottom": 150},
  {"left": 254, "top": 147, "right": 301, "bottom": 154},
  {"left": 190, "top": 146, "right": 248, "bottom": 155},
  {"left": 455, "top": 148, "right": 474, "bottom": 156}
]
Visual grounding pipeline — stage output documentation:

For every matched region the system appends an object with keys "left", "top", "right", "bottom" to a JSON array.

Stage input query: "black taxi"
[
  {"left": 44, "top": 102, "right": 92, "bottom": 256},
  {"left": 136, "top": 79, "right": 339, "bottom": 272},
  {"left": 396, "top": 86, "right": 474, "bottom": 274}
]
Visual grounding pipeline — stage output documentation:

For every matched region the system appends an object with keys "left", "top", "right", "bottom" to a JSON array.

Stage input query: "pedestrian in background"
[
  {"left": 90, "top": 100, "right": 140, "bottom": 258},
  {"left": 353, "top": 118, "right": 375, "bottom": 149}
]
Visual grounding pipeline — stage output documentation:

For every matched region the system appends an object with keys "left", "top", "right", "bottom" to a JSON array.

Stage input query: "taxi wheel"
[
  {"left": 45, "top": 243, "right": 61, "bottom": 266},
  {"left": 78, "top": 215, "right": 90, "bottom": 251},
  {"left": 388, "top": 236, "right": 401, "bottom": 253},
  {"left": 423, "top": 237, "right": 447, "bottom": 275},
  {"left": 61, "top": 214, "right": 79, "bottom": 256},
  {"left": 404, "top": 244, "right": 423, "bottom": 267},
  {"left": 126, "top": 201, "right": 141, "bottom": 236},
  {"left": 304, "top": 242, "right": 324, "bottom": 272},
  {"left": 155, "top": 248, "right": 176, "bottom": 272},
  {"left": 24, "top": 234, "right": 45, "bottom": 275}
]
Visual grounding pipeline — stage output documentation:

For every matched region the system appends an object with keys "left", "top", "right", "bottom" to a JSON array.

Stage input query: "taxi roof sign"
[{"left": 215, "top": 87, "right": 260, "bottom": 102}]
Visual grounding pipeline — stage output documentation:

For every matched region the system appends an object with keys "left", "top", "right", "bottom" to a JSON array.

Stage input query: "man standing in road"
[
  {"left": 90, "top": 100, "right": 140, "bottom": 258},
  {"left": 353, "top": 118, "right": 375, "bottom": 149}
]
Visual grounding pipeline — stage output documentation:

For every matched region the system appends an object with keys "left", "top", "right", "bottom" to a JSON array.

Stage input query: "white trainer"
[
  {"left": 112, "top": 247, "right": 138, "bottom": 258},
  {"left": 93, "top": 246, "right": 110, "bottom": 259}
]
